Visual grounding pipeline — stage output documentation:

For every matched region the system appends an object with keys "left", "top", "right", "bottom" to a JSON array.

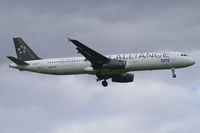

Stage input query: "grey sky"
[{"left": 0, "top": 0, "right": 200, "bottom": 133}]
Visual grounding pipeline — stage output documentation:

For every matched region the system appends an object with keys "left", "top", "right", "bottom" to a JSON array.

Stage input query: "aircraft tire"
[
  {"left": 102, "top": 80, "right": 108, "bottom": 87},
  {"left": 172, "top": 74, "right": 176, "bottom": 78}
]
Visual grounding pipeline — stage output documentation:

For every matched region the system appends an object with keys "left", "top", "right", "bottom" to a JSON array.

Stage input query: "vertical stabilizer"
[{"left": 13, "top": 38, "right": 41, "bottom": 61}]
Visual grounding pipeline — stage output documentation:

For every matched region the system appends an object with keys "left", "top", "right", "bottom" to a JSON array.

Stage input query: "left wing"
[{"left": 68, "top": 38, "right": 110, "bottom": 69}]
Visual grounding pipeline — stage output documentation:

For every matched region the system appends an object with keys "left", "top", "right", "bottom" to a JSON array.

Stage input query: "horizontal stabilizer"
[{"left": 7, "top": 56, "right": 29, "bottom": 65}]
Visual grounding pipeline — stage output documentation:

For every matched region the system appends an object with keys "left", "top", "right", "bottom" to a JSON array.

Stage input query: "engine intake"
[
  {"left": 103, "top": 59, "right": 126, "bottom": 69},
  {"left": 112, "top": 73, "right": 134, "bottom": 83}
]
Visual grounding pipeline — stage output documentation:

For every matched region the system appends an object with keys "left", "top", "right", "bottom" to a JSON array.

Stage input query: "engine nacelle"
[
  {"left": 112, "top": 73, "right": 134, "bottom": 83},
  {"left": 103, "top": 59, "right": 126, "bottom": 69}
]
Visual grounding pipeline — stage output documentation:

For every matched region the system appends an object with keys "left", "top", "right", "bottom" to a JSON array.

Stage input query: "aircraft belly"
[
  {"left": 37, "top": 62, "right": 91, "bottom": 75},
  {"left": 59, "top": 64, "right": 87, "bottom": 74},
  {"left": 99, "top": 69, "right": 128, "bottom": 75}
]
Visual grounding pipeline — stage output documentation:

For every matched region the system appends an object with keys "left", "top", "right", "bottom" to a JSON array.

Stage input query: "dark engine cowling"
[
  {"left": 112, "top": 73, "right": 134, "bottom": 83},
  {"left": 103, "top": 59, "right": 126, "bottom": 69}
]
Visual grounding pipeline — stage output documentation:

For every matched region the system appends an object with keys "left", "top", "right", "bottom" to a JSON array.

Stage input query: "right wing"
[{"left": 68, "top": 38, "right": 110, "bottom": 69}]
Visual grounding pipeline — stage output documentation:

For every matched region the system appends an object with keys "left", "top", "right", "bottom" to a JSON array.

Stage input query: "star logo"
[{"left": 17, "top": 45, "right": 26, "bottom": 54}]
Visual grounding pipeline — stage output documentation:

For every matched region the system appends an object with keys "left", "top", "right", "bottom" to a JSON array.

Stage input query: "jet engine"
[
  {"left": 112, "top": 73, "right": 134, "bottom": 83},
  {"left": 103, "top": 59, "right": 126, "bottom": 69}
]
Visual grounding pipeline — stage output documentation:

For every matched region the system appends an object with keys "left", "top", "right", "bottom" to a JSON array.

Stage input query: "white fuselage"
[{"left": 9, "top": 52, "right": 195, "bottom": 75}]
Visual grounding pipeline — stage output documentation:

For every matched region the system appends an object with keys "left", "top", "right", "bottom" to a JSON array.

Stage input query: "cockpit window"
[{"left": 181, "top": 54, "right": 188, "bottom": 56}]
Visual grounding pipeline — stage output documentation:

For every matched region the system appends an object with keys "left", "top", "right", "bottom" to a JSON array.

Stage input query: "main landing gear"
[
  {"left": 96, "top": 72, "right": 109, "bottom": 87},
  {"left": 172, "top": 68, "right": 176, "bottom": 78},
  {"left": 102, "top": 80, "right": 108, "bottom": 87}
]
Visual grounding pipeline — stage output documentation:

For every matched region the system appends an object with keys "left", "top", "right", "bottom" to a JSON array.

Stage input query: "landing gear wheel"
[
  {"left": 102, "top": 80, "right": 108, "bottom": 87},
  {"left": 171, "top": 68, "right": 176, "bottom": 78},
  {"left": 172, "top": 74, "right": 176, "bottom": 78}
]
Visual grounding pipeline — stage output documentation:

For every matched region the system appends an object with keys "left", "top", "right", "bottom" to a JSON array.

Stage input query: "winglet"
[{"left": 67, "top": 38, "right": 72, "bottom": 43}]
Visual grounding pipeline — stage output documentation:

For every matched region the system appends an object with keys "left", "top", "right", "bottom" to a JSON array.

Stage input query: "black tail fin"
[{"left": 13, "top": 38, "right": 41, "bottom": 61}]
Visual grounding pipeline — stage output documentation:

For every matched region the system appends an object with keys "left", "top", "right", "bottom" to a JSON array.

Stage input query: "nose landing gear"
[{"left": 172, "top": 68, "right": 176, "bottom": 78}]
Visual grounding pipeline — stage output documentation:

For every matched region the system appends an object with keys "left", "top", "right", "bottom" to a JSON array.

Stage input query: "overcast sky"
[{"left": 0, "top": 0, "right": 200, "bottom": 133}]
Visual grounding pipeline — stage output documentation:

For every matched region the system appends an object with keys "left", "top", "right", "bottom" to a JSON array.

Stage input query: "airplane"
[{"left": 8, "top": 38, "right": 195, "bottom": 87}]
